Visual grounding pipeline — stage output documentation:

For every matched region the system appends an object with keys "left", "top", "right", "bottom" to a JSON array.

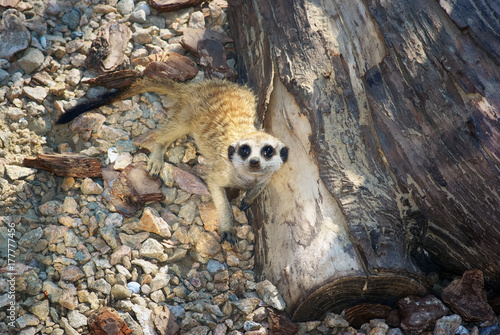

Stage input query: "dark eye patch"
[
  {"left": 238, "top": 144, "right": 251, "bottom": 159},
  {"left": 262, "top": 145, "right": 275, "bottom": 159}
]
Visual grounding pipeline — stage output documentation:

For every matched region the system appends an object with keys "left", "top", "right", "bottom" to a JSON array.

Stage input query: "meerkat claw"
[{"left": 221, "top": 231, "right": 237, "bottom": 246}]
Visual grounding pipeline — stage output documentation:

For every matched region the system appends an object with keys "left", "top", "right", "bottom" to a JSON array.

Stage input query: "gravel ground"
[{"left": 0, "top": 1, "right": 499, "bottom": 335}]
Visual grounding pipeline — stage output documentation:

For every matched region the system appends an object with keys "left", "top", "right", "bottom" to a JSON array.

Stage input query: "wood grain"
[{"left": 228, "top": 0, "right": 500, "bottom": 321}]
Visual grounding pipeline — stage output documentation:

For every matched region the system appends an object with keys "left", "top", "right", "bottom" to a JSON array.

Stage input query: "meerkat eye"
[
  {"left": 238, "top": 145, "right": 251, "bottom": 159},
  {"left": 261, "top": 145, "right": 275, "bottom": 159}
]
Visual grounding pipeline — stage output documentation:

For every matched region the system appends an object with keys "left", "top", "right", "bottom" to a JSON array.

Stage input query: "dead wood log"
[
  {"left": 23, "top": 153, "right": 102, "bottom": 178},
  {"left": 227, "top": 0, "right": 500, "bottom": 321},
  {"left": 148, "top": 0, "right": 205, "bottom": 12}
]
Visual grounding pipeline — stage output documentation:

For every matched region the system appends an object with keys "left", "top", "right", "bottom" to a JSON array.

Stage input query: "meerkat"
[{"left": 57, "top": 76, "right": 288, "bottom": 245}]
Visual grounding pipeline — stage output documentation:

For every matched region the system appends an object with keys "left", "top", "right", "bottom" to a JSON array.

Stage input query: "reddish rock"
[
  {"left": 60, "top": 265, "right": 85, "bottom": 282},
  {"left": 88, "top": 307, "right": 133, "bottom": 335},
  {"left": 180, "top": 28, "right": 233, "bottom": 55},
  {"left": 397, "top": 295, "right": 449, "bottom": 334},
  {"left": 173, "top": 167, "right": 210, "bottom": 196},
  {"left": 198, "top": 38, "right": 237, "bottom": 81},
  {"left": 141, "top": 52, "right": 199, "bottom": 82},
  {"left": 109, "top": 245, "right": 132, "bottom": 266},
  {"left": 199, "top": 202, "right": 219, "bottom": 232},
  {"left": 442, "top": 269, "right": 496, "bottom": 323},
  {"left": 138, "top": 207, "right": 172, "bottom": 238},
  {"left": 267, "top": 307, "right": 299, "bottom": 335}
]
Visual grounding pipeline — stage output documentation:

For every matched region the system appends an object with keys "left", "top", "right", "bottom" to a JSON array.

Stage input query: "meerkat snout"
[{"left": 249, "top": 159, "right": 260, "bottom": 169}]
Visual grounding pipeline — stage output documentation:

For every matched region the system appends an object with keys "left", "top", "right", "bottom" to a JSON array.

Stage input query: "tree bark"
[{"left": 227, "top": 0, "right": 500, "bottom": 321}]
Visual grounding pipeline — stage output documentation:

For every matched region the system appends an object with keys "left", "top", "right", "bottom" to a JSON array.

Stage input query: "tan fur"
[{"left": 59, "top": 77, "right": 288, "bottom": 244}]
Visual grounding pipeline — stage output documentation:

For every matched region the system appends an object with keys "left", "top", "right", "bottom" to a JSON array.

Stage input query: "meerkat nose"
[{"left": 249, "top": 159, "right": 260, "bottom": 168}]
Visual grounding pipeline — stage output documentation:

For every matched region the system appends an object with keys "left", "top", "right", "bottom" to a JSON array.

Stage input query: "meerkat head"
[{"left": 228, "top": 132, "right": 288, "bottom": 178}]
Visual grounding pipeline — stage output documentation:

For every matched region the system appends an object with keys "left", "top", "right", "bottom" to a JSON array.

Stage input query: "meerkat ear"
[
  {"left": 228, "top": 145, "right": 236, "bottom": 160},
  {"left": 280, "top": 146, "right": 289, "bottom": 163}
]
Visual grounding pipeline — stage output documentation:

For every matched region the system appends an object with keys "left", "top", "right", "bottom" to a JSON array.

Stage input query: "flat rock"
[
  {"left": 180, "top": 28, "right": 233, "bottom": 55},
  {"left": 0, "top": 13, "right": 30, "bottom": 59},
  {"left": 18, "top": 48, "right": 45, "bottom": 74},
  {"left": 442, "top": 269, "right": 496, "bottom": 322},
  {"left": 199, "top": 202, "right": 219, "bottom": 232},
  {"left": 256, "top": 280, "right": 286, "bottom": 311},
  {"left": 80, "top": 177, "right": 104, "bottom": 195},
  {"left": 5, "top": 165, "right": 37, "bottom": 180},
  {"left": 233, "top": 297, "right": 260, "bottom": 315},
  {"left": 434, "top": 314, "right": 462, "bottom": 335},
  {"left": 152, "top": 305, "right": 180, "bottom": 335},
  {"left": 198, "top": 38, "right": 237, "bottom": 80},
  {"left": 23, "top": 86, "right": 48, "bottom": 103},
  {"left": 6, "top": 107, "right": 23, "bottom": 121},
  {"left": 16, "top": 314, "right": 40, "bottom": 328},
  {"left": 137, "top": 51, "right": 199, "bottom": 81},
  {"left": 111, "top": 284, "right": 132, "bottom": 300},
  {"left": 62, "top": 8, "right": 81, "bottom": 31},
  {"left": 140, "top": 238, "right": 168, "bottom": 262},
  {"left": 110, "top": 245, "right": 132, "bottom": 265},
  {"left": 398, "top": 295, "right": 449, "bottom": 333},
  {"left": 88, "top": 307, "right": 133, "bottom": 335},
  {"left": 138, "top": 207, "right": 171, "bottom": 237},
  {"left": 38, "top": 200, "right": 64, "bottom": 216},
  {"left": 18, "top": 227, "right": 43, "bottom": 249},
  {"left": 131, "top": 259, "right": 158, "bottom": 274},
  {"left": 90, "top": 278, "right": 112, "bottom": 295},
  {"left": 60, "top": 317, "right": 79, "bottom": 335},
  {"left": 173, "top": 167, "right": 210, "bottom": 196},
  {"left": 70, "top": 112, "right": 106, "bottom": 133},
  {"left": 29, "top": 299, "right": 49, "bottom": 321},
  {"left": 150, "top": 273, "right": 171, "bottom": 292},
  {"left": 58, "top": 283, "right": 78, "bottom": 310},
  {"left": 116, "top": 0, "right": 135, "bottom": 15},
  {"left": 61, "top": 265, "right": 85, "bottom": 282},
  {"left": 195, "top": 232, "right": 221, "bottom": 258},
  {"left": 67, "top": 310, "right": 87, "bottom": 329}
]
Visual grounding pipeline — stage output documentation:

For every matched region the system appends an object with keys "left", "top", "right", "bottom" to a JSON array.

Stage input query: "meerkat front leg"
[
  {"left": 147, "top": 123, "right": 189, "bottom": 177},
  {"left": 148, "top": 143, "right": 170, "bottom": 177},
  {"left": 208, "top": 182, "right": 237, "bottom": 245}
]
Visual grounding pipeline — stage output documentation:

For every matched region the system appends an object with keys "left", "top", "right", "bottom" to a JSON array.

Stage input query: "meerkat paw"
[
  {"left": 147, "top": 153, "right": 164, "bottom": 178},
  {"left": 221, "top": 230, "right": 237, "bottom": 246}
]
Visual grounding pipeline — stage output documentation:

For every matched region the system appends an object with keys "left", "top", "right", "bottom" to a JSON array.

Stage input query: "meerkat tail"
[
  {"left": 56, "top": 90, "right": 125, "bottom": 124},
  {"left": 56, "top": 77, "right": 182, "bottom": 124}
]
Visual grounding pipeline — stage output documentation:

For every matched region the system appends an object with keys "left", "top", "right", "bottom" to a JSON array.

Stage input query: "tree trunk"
[{"left": 227, "top": 0, "right": 500, "bottom": 321}]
